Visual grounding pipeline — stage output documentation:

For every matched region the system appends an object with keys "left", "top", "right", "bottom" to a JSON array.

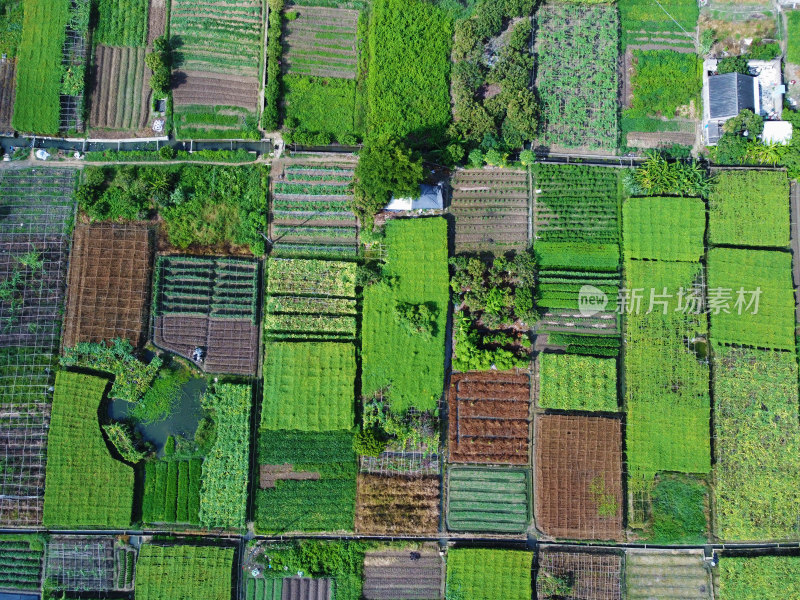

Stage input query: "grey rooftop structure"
[{"left": 708, "top": 72, "right": 757, "bottom": 120}]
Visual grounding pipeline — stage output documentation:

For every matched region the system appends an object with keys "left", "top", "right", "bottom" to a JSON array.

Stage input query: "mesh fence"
[
  {"left": 536, "top": 550, "right": 623, "bottom": 600},
  {"left": 45, "top": 536, "right": 115, "bottom": 592},
  {"left": 0, "top": 168, "right": 76, "bottom": 526}
]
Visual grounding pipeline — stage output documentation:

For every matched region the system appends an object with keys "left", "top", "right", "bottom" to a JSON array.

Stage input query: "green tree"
[
  {"left": 352, "top": 136, "right": 424, "bottom": 222},
  {"left": 717, "top": 55, "right": 749, "bottom": 75}
]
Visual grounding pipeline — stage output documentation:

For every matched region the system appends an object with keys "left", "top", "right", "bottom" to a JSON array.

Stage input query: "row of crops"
[
  {"left": 270, "top": 162, "right": 359, "bottom": 256},
  {"left": 154, "top": 256, "right": 259, "bottom": 322}
]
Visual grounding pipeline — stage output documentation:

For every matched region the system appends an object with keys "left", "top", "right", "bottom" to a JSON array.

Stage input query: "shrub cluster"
[{"left": 263, "top": 0, "right": 283, "bottom": 130}]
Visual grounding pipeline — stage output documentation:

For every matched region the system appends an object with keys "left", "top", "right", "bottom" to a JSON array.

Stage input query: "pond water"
[{"left": 108, "top": 377, "right": 207, "bottom": 456}]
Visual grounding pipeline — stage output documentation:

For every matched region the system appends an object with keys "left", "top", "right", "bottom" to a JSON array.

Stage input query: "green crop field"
[
  {"left": 538, "top": 353, "right": 618, "bottom": 412},
  {"left": 718, "top": 556, "right": 800, "bottom": 599},
  {"left": 446, "top": 549, "right": 533, "bottom": 600},
  {"left": 0, "top": 535, "right": 44, "bottom": 590},
  {"left": 447, "top": 467, "right": 530, "bottom": 533},
  {"left": 284, "top": 75, "right": 360, "bottom": 141},
  {"left": 12, "top": 0, "right": 69, "bottom": 134},
  {"left": 265, "top": 258, "right": 358, "bottom": 340},
  {"left": 43, "top": 372, "right": 133, "bottom": 527},
  {"left": 623, "top": 197, "right": 705, "bottom": 262},
  {"left": 535, "top": 3, "right": 619, "bottom": 150},
  {"left": 262, "top": 342, "right": 355, "bottom": 431},
  {"left": 624, "top": 260, "right": 710, "bottom": 486},
  {"left": 789, "top": 11, "right": 800, "bottom": 64},
  {"left": 142, "top": 459, "right": 202, "bottom": 525},
  {"left": 362, "top": 218, "right": 449, "bottom": 412},
  {"left": 198, "top": 384, "right": 251, "bottom": 529},
  {"left": 94, "top": 0, "right": 149, "bottom": 46},
  {"left": 708, "top": 171, "right": 790, "bottom": 248},
  {"left": 135, "top": 544, "right": 234, "bottom": 600},
  {"left": 367, "top": 0, "right": 452, "bottom": 140},
  {"left": 707, "top": 248, "right": 795, "bottom": 350},
  {"left": 625, "top": 51, "right": 702, "bottom": 121},
  {"left": 619, "top": 0, "right": 698, "bottom": 49},
  {"left": 255, "top": 431, "right": 356, "bottom": 533},
  {"left": 713, "top": 345, "right": 800, "bottom": 541}
]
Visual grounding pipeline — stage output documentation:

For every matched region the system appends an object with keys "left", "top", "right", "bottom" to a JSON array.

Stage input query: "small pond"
[{"left": 108, "top": 377, "right": 207, "bottom": 456}]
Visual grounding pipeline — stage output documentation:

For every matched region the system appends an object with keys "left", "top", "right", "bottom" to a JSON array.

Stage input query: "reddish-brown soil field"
[
  {"left": 63, "top": 224, "right": 153, "bottom": 349},
  {"left": 153, "top": 315, "right": 258, "bottom": 375},
  {"left": 172, "top": 70, "right": 259, "bottom": 111},
  {"left": 536, "top": 550, "right": 623, "bottom": 600},
  {"left": 448, "top": 371, "right": 530, "bottom": 465},
  {"left": 90, "top": 45, "right": 151, "bottom": 132},
  {"left": 355, "top": 475, "right": 439, "bottom": 535},
  {"left": 0, "top": 58, "right": 15, "bottom": 131},
  {"left": 363, "top": 549, "right": 444, "bottom": 600},
  {"left": 535, "top": 414, "right": 623, "bottom": 541}
]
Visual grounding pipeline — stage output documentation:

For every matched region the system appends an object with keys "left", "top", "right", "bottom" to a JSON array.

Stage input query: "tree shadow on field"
[
  {"left": 170, "top": 35, "right": 186, "bottom": 70},
  {"left": 171, "top": 70, "right": 188, "bottom": 90}
]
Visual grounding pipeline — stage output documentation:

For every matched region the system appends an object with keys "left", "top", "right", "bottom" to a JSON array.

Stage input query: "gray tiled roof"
[{"left": 708, "top": 72, "right": 756, "bottom": 119}]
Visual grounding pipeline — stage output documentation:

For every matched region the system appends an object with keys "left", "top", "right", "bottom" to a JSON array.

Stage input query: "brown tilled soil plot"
[
  {"left": 363, "top": 548, "right": 444, "bottom": 600},
  {"left": 172, "top": 70, "right": 259, "bottom": 111},
  {"left": 535, "top": 415, "right": 623, "bottom": 541},
  {"left": 153, "top": 315, "right": 258, "bottom": 375},
  {"left": 448, "top": 371, "right": 531, "bottom": 465},
  {"left": 537, "top": 550, "right": 623, "bottom": 600},
  {"left": 355, "top": 475, "right": 439, "bottom": 535},
  {"left": 147, "top": 0, "right": 166, "bottom": 44},
  {"left": 63, "top": 224, "right": 153, "bottom": 348},
  {"left": 90, "top": 45, "right": 151, "bottom": 133},
  {"left": 0, "top": 58, "right": 15, "bottom": 130}
]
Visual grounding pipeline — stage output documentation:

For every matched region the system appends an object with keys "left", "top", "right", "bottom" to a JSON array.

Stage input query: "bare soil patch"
[
  {"left": 89, "top": 45, "right": 151, "bottom": 134},
  {"left": 172, "top": 70, "right": 259, "bottom": 110},
  {"left": 147, "top": 0, "right": 166, "bottom": 44},
  {"left": 535, "top": 414, "right": 623, "bottom": 541},
  {"left": 259, "top": 464, "right": 320, "bottom": 489}
]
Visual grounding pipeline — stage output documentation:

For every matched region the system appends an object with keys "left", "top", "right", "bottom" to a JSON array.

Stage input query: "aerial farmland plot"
[
  {"left": 88, "top": 0, "right": 154, "bottom": 136},
  {"left": 152, "top": 255, "right": 259, "bottom": 374},
  {"left": 0, "top": 168, "right": 76, "bottom": 526},
  {"left": 534, "top": 1, "right": 619, "bottom": 151},
  {"left": 449, "top": 168, "right": 530, "bottom": 254},
  {"left": 63, "top": 224, "right": 153, "bottom": 349},
  {"left": 536, "top": 549, "right": 623, "bottom": 600},
  {"left": 281, "top": 2, "right": 365, "bottom": 141},
  {"left": 171, "top": 0, "right": 263, "bottom": 139},
  {"left": 362, "top": 547, "right": 444, "bottom": 600},
  {"left": 447, "top": 371, "right": 531, "bottom": 465},
  {"left": 533, "top": 164, "right": 622, "bottom": 339},
  {"left": 270, "top": 159, "right": 359, "bottom": 256},
  {"left": 447, "top": 466, "right": 530, "bottom": 534},
  {"left": 534, "top": 415, "right": 623, "bottom": 541},
  {"left": 355, "top": 474, "right": 440, "bottom": 535},
  {"left": 0, "top": 57, "right": 15, "bottom": 132}
]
